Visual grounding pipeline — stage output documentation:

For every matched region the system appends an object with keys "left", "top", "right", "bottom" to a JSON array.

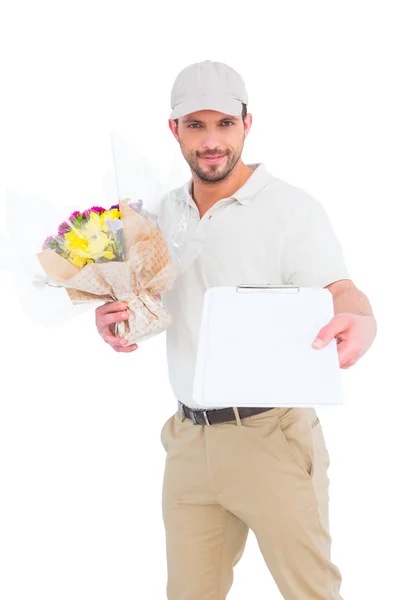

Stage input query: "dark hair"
[{"left": 174, "top": 102, "right": 247, "bottom": 127}]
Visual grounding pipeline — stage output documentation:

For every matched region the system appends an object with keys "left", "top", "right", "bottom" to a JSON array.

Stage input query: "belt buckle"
[
  {"left": 203, "top": 410, "right": 211, "bottom": 426},
  {"left": 190, "top": 409, "right": 211, "bottom": 426}
]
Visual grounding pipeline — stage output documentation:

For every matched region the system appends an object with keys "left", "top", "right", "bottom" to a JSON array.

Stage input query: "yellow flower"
[
  {"left": 107, "top": 208, "right": 121, "bottom": 220},
  {"left": 61, "top": 212, "right": 119, "bottom": 266},
  {"left": 86, "top": 234, "right": 107, "bottom": 257},
  {"left": 84, "top": 212, "right": 103, "bottom": 237},
  {"left": 98, "top": 209, "right": 120, "bottom": 230},
  {"left": 64, "top": 229, "right": 88, "bottom": 253},
  {"left": 101, "top": 220, "right": 110, "bottom": 234},
  {"left": 69, "top": 253, "right": 87, "bottom": 268}
]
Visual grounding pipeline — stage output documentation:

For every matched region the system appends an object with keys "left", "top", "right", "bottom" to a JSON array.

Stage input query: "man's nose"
[{"left": 201, "top": 131, "right": 221, "bottom": 151}]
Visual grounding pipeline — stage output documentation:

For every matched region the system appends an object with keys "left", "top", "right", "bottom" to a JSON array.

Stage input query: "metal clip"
[{"left": 236, "top": 284, "right": 300, "bottom": 293}]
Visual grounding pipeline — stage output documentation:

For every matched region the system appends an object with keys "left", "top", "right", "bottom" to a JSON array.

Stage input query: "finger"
[
  {"left": 101, "top": 311, "right": 129, "bottom": 327},
  {"left": 340, "top": 356, "right": 357, "bottom": 368},
  {"left": 111, "top": 343, "right": 139, "bottom": 353},
  {"left": 341, "top": 359, "right": 356, "bottom": 369},
  {"left": 103, "top": 332, "right": 129, "bottom": 346},
  {"left": 338, "top": 347, "right": 359, "bottom": 366},
  {"left": 96, "top": 301, "right": 127, "bottom": 316}
]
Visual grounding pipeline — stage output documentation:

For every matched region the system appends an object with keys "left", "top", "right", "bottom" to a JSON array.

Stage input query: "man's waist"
[{"left": 178, "top": 400, "right": 276, "bottom": 426}]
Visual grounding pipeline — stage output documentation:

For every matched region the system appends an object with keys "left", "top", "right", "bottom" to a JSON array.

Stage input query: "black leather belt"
[{"left": 178, "top": 401, "right": 275, "bottom": 426}]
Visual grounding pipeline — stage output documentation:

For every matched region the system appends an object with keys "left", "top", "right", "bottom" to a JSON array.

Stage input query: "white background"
[{"left": 1, "top": 1, "right": 398, "bottom": 598}]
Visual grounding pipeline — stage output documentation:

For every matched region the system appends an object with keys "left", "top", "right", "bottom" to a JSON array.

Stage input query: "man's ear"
[
  {"left": 168, "top": 118, "right": 179, "bottom": 141},
  {"left": 244, "top": 113, "right": 252, "bottom": 138}
]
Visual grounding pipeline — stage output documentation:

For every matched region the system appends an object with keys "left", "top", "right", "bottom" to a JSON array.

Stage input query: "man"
[{"left": 95, "top": 60, "right": 377, "bottom": 599}]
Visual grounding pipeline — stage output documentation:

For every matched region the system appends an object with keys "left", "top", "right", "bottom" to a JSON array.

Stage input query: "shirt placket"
[{"left": 190, "top": 197, "right": 235, "bottom": 227}]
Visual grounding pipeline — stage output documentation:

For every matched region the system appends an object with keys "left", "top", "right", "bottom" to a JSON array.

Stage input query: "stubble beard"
[{"left": 179, "top": 140, "right": 244, "bottom": 184}]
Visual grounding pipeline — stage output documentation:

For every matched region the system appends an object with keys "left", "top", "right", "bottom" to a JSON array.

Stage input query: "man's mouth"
[{"left": 200, "top": 155, "right": 226, "bottom": 163}]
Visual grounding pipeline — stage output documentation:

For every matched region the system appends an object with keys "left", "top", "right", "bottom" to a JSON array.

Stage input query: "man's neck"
[{"left": 191, "top": 161, "right": 255, "bottom": 217}]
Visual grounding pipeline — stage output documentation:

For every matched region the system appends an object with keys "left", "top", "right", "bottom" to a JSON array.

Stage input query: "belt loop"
[
  {"left": 178, "top": 402, "right": 185, "bottom": 422},
  {"left": 233, "top": 406, "right": 242, "bottom": 426}
]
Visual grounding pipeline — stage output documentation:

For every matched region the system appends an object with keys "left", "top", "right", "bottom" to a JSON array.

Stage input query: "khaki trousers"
[{"left": 160, "top": 405, "right": 344, "bottom": 600}]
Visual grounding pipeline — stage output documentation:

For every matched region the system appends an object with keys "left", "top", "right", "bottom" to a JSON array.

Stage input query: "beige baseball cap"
[{"left": 170, "top": 60, "right": 248, "bottom": 119}]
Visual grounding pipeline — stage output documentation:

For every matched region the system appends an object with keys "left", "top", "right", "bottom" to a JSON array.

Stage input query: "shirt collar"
[{"left": 182, "top": 163, "right": 274, "bottom": 206}]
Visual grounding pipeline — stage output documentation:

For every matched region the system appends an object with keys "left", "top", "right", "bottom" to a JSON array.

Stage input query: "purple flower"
[
  {"left": 109, "top": 204, "right": 119, "bottom": 210},
  {"left": 82, "top": 209, "right": 91, "bottom": 219},
  {"left": 128, "top": 199, "right": 143, "bottom": 212},
  {"left": 58, "top": 220, "right": 70, "bottom": 233},
  {"left": 89, "top": 206, "right": 106, "bottom": 214},
  {"left": 104, "top": 218, "right": 123, "bottom": 232},
  {"left": 68, "top": 210, "right": 81, "bottom": 221},
  {"left": 42, "top": 235, "right": 53, "bottom": 250}
]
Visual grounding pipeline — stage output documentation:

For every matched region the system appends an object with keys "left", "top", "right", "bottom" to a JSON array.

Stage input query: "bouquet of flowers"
[{"left": 36, "top": 197, "right": 176, "bottom": 344}]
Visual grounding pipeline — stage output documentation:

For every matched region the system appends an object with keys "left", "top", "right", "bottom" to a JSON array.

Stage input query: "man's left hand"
[{"left": 311, "top": 313, "right": 377, "bottom": 369}]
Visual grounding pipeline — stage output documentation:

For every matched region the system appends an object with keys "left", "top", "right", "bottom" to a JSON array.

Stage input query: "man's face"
[{"left": 169, "top": 109, "right": 252, "bottom": 183}]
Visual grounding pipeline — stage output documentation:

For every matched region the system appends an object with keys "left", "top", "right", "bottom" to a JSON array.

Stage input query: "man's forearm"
[{"left": 332, "top": 286, "right": 375, "bottom": 319}]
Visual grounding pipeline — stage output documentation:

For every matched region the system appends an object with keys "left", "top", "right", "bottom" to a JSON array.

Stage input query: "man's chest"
[{"left": 188, "top": 205, "right": 285, "bottom": 287}]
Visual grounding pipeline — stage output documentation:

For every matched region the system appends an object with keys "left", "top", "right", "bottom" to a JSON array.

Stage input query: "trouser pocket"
[
  {"left": 160, "top": 414, "right": 174, "bottom": 452},
  {"left": 276, "top": 412, "right": 317, "bottom": 479}
]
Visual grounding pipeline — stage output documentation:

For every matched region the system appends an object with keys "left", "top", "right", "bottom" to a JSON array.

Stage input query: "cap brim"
[{"left": 170, "top": 94, "right": 243, "bottom": 119}]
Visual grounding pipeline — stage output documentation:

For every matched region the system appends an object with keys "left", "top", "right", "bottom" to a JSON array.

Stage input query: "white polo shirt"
[{"left": 157, "top": 163, "right": 351, "bottom": 410}]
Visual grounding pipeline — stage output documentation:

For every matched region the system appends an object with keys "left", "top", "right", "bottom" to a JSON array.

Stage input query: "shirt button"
[{"left": 209, "top": 215, "right": 212, "bottom": 219}]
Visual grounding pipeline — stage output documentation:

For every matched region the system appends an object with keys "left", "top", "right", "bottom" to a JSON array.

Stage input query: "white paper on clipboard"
[{"left": 192, "top": 284, "right": 345, "bottom": 408}]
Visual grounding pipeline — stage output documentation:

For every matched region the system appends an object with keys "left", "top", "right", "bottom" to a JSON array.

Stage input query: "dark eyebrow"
[{"left": 182, "top": 116, "right": 239, "bottom": 124}]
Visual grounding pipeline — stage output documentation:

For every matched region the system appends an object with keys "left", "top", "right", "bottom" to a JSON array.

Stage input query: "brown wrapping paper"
[{"left": 36, "top": 200, "right": 177, "bottom": 344}]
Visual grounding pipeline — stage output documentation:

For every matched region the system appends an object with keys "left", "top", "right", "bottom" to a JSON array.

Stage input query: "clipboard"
[{"left": 192, "top": 284, "right": 345, "bottom": 408}]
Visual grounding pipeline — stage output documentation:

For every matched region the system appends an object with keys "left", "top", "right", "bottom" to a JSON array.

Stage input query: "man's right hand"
[{"left": 95, "top": 301, "right": 139, "bottom": 353}]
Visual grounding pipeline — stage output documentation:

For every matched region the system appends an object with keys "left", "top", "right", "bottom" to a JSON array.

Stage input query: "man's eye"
[{"left": 187, "top": 121, "right": 234, "bottom": 128}]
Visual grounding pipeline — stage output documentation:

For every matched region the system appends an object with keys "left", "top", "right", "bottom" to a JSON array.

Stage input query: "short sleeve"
[{"left": 280, "top": 194, "right": 351, "bottom": 288}]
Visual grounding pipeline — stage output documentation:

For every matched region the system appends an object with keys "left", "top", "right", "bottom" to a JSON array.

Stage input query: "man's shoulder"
[
  {"left": 156, "top": 180, "right": 191, "bottom": 233},
  {"left": 158, "top": 180, "right": 190, "bottom": 207},
  {"left": 260, "top": 170, "right": 321, "bottom": 216}
]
